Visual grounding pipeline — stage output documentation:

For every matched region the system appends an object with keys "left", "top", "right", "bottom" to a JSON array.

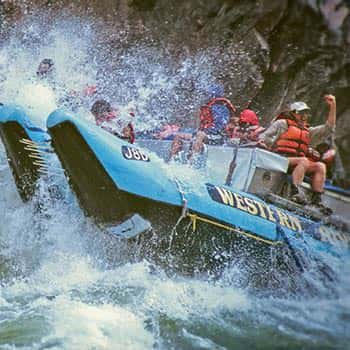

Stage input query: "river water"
[{"left": 0, "top": 16, "right": 350, "bottom": 350}]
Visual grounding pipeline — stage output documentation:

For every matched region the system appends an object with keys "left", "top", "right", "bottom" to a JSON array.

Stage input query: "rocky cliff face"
[{"left": 1, "top": 0, "right": 350, "bottom": 182}]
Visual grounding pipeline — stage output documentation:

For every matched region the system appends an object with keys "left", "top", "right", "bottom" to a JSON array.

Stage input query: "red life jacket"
[
  {"left": 127, "top": 123, "right": 135, "bottom": 144},
  {"left": 199, "top": 97, "right": 236, "bottom": 130},
  {"left": 273, "top": 113, "right": 310, "bottom": 157}
]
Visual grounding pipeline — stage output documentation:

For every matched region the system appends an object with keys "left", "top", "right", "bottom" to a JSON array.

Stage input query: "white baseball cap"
[{"left": 289, "top": 101, "right": 311, "bottom": 112}]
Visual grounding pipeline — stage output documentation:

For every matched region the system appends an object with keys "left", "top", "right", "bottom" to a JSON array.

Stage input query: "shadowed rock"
[{"left": 1, "top": 0, "right": 349, "bottom": 180}]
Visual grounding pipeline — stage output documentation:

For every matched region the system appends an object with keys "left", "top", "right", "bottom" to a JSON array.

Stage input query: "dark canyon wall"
[{"left": 1, "top": 0, "right": 350, "bottom": 182}]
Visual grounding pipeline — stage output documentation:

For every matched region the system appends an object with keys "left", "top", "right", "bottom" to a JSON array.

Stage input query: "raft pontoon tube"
[{"left": 0, "top": 104, "right": 50, "bottom": 201}]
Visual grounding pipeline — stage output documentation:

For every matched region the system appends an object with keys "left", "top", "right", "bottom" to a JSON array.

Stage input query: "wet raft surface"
[{"left": 0, "top": 121, "right": 41, "bottom": 201}]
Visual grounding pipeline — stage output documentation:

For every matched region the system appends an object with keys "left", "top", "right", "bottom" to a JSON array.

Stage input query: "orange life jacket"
[{"left": 273, "top": 113, "right": 310, "bottom": 157}]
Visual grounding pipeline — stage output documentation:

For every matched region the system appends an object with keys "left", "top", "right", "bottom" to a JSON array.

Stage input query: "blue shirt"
[{"left": 208, "top": 104, "right": 230, "bottom": 134}]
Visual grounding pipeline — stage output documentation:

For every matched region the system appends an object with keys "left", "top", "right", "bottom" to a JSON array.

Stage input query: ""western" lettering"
[{"left": 207, "top": 184, "right": 302, "bottom": 232}]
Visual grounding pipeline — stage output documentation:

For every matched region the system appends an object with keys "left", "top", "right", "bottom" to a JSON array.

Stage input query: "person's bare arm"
[
  {"left": 259, "top": 119, "right": 288, "bottom": 149},
  {"left": 309, "top": 95, "right": 336, "bottom": 145},
  {"left": 191, "top": 130, "right": 206, "bottom": 153},
  {"left": 324, "top": 94, "right": 336, "bottom": 128}
]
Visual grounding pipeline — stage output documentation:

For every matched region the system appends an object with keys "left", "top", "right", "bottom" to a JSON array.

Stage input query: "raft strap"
[
  {"left": 187, "top": 213, "right": 281, "bottom": 246},
  {"left": 174, "top": 179, "right": 188, "bottom": 220}
]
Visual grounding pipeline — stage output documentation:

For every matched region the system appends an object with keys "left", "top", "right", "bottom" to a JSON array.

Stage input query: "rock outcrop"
[{"left": 1, "top": 0, "right": 350, "bottom": 182}]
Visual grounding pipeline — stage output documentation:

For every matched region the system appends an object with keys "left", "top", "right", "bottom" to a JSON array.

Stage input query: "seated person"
[
  {"left": 226, "top": 109, "right": 265, "bottom": 145},
  {"left": 259, "top": 95, "right": 337, "bottom": 213},
  {"left": 163, "top": 83, "right": 236, "bottom": 166},
  {"left": 315, "top": 138, "right": 337, "bottom": 179},
  {"left": 224, "top": 111, "right": 240, "bottom": 139},
  {"left": 167, "top": 137, "right": 188, "bottom": 164},
  {"left": 188, "top": 83, "right": 236, "bottom": 159},
  {"left": 90, "top": 99, "right": 135, "bottom": 143}
]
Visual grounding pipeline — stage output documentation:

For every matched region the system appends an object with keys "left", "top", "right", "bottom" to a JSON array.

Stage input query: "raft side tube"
[
  {"left": 47, "top": 110, "right": 183, "bottom": 207},
  {"left": 49, "top": 120, "right": 155, "bottom": 223},
  {"left": 0, "top": 105, "right": 51, "bottom": 201},
  {"left": 0, "top": 121, "right": 41, "bottom": 201}
]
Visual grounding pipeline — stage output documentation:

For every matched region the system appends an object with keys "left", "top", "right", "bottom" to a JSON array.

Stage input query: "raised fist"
[{"left": 324, "top": 94, "right": 336, "bottom": 107}]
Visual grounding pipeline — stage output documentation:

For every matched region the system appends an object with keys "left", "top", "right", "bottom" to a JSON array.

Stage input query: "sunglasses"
[{"left": 298, "top": 110, "right": 311, "bottom": 117}]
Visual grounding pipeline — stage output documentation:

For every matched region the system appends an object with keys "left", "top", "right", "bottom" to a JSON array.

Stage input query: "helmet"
[
  {"left": 289, "top": 101, "right": 311, "bottom": 112},
  {"left": 239, "top": 109, "right": 259, "bottom": 126}
]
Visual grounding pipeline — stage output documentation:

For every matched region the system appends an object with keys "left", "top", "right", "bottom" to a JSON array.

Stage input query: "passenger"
[
  {"left": 35, "top": 58, "right": 59, "bottom": 94},
  {"left": 167, "top": 137, "right": 188, "bottom": 164},
  {"left": 90, "top": 99, "right": 135, "bottom": 143},
  {"left": 35, "top": 58, "right": 97, "bottom": 113},
  {"left": 259, "top": 95, "right": 337, "bottom": 213},
  {"left": 164, "top": 83, "right": 236, "bottom": 164},
  {"left": 224, "top": 112, "right": 240, "bottom": 139},
  {"left": 227, "top": 109, "right": 265, "bottom": 145},
  {"left": 188, "top": 83, "right": 236, "bottom": 159},
  {"left": 315, "top": 139, "right": 336, "bottom": 179},
  {"left": 36, "top": 58, "right": 55, "bottom": 78}
]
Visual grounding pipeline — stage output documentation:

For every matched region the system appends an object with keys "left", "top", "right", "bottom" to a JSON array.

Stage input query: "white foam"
[
  {"left": 143, "top": 278, "right": 250, "bottom": 321},
  {"left": 14, "top": 82, "right": 57, "bottom": 128},
  {"left": 46, "top": 297, "right": 154, "bottom": 350}
]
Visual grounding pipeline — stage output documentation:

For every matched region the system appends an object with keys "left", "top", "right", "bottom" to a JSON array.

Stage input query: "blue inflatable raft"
[
  {"left": 46, "top": 109, "right": 350, "bottom": 275},
  {"left": 1, "top": 104, "right": 349, "bottom": 279}
]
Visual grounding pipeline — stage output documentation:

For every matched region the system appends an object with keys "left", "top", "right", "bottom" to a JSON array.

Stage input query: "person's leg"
[
  {"left": 168, "top": 135, "right": 184, "bottom": 162},
  {"left": 286, "top": 158, "right": 331, "bottom": 212},
  {"left": 287, "top": 157, "right": 309, "bottom": 204},
  {"left": 305, "top": 161, "right": 326, "bottom": 193},
  {"left": 288, "top": 157, "right": 309, "bottom": 185},
  {"left": 190, "top": 130, "right": 206, "bottom": 155},
  {"left": 305, "top": 161, "right": 332, "bottom": 213}
]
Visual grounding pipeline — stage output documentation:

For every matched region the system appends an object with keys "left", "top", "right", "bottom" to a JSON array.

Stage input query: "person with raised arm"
[{"left": 260, "top": 95, "right": 336, "bottom": 214}]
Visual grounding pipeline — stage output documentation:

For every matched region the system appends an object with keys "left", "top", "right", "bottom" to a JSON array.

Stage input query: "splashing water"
[{"left": 1, "top": 15, "right": 350, "bottom": 350}]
